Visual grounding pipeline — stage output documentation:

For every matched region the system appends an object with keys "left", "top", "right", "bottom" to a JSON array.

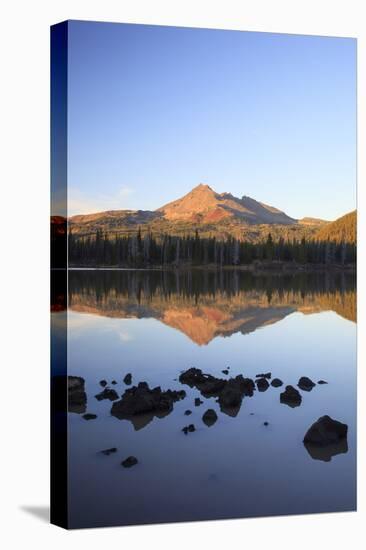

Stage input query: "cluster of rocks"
[
  {"left": 179, "top": 368, "right": 255, "bottom": 416},
  {"left": 111, "top": 382, "right": 186, "bottom": 430},
  {"left": 178, "top": 368, "right": 328, "bottom": 415},
  {"left": 65, "top": 369, "right": 347, "bottom": 465}
]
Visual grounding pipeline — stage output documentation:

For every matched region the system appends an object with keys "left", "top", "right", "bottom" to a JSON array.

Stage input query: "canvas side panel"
[{"left": 50, "top": 20, "right": 69, "bottom": 529}]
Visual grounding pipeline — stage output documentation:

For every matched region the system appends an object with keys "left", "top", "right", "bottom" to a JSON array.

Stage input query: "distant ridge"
[
  {"left": 68, "top": 183, "right": 334, "bottom": 242},
  {"left": 315, "top": 210, "right": 356, "bottom": 244}
]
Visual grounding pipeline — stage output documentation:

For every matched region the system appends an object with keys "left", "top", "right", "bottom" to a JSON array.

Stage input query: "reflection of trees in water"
[
  {"left": 67, "top": 270, "right": 356, "bottom": 345},
  {"left": 69, "top": 269, "right": 355, "bottom": 303}
]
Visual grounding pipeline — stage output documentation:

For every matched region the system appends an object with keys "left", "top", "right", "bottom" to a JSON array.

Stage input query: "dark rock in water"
[
  {"left": 298, "top": 376, "right": 316, "bottom": 392},
  {"left": 256, "top": 377, "right": 269, "bottom": 392},
  {"left": 82, "top": 413, "right": 97, "bottom": 420},
  {"left": 180, "top": 368, "right": 255, "bottom": 418},
  {"left": 123, "top": 373, "right": 132, "bottom": 385},
  {"left": 194, "top": 398, "right": 203, "bottom": 407},
  {"left": 99, "top": 380, "right": 107, "bottom": 387},
  {"left": 318, "top": 380, "right": 328, "bottom": 385},
  {"left": 95, "top": 388, "right": 119, "bottom": 402},
  {"left": 202, "top": 409, "right": 218, "bottom": 427},
  {"left": 280, "top": 385, "right": 302, "bottom": 408},
  {"left": 111, "top": 380, "right": 117, "bottom": 385},
  {"left": 222, "top": 369, "right": 229, "bottom": 375},
  {"left": 111, "top": 382, "right": 186, "bottom": 430},
  {"left": 271, "top": 378, "right": 283, "bottom": 388},
  {"left": 303, "top": 416, "right": 348, "bottom": 462},
  {"left": 68, "top": 376, "right": 87, "bottom": 414},
  {"left": 217, "top": 376, "right": 255, "bottom": 417},
  {"left": 101, "top": 447, "right": 117, "bottom": 456},
  {"left": 256, "top": 372, "right": 271, "bottom": 379},
  {"left": 179, "top": 368, "right": 226, "bottom": 395},
  {"left": 263, "top": 421, "right": 269, "bottom": 426},
  {"left": 249, "top": 413, "right": 254, "bottom": 415},
  {"left": 184, "top": 410, "right": 192, "bottom": 416},
  {"left": 303, "top": 415, "right": 348, "bottom": 446},
  {"left": 182, "top": 424, "right": 195, "bottom": 435},
  {"left": 121, "top": 456, "right": 138, "bottom": 468}
]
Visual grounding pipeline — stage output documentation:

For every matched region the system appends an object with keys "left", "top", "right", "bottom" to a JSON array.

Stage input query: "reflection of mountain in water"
[{"left": 68, "top": 270, "right": 356, "bottom": 345}]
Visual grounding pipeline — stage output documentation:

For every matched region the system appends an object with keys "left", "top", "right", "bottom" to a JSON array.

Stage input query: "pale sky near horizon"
[{"left": 67, "top": 21, "right": 356, "bottom": 220}]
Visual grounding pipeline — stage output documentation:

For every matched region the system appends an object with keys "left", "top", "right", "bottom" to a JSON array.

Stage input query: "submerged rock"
[
  {"left": 95, "top": 388, "right": 119, "bottom": 402},
  {"left": 263, "top": 421, "right": 269, "bottom": 426},
  {"left": 303, "top": 416, "right": 348, "bottom": 462},
  {"left": 256, "top": 372, "right": 271, "bottom": 380},
  {"left": 271, "top": 378, "right": 283, "bottom": 388},
  {"left": 318, "top": 380, "right": 328, "bottom": 385},
  {"left": 298, "top": 376, "right": 316, "bottom": 392},
  {"left": 101, "top": 447, "right": 117, "bottom": 456},
  {"left": 82, "top": 413, "right": 97, "bottom": 420},
  {"left": 184, "top": 410, "right": 192, "bottom": 416},
  {"left": 256, "top": 377, "right": 269, "bottom": 392},
  {"left": 280, "top": 385, "right": 302, "bottom": 408},
  {"left": 123, "top": 373, "right": 132, "bottom": 385},
  {"left": 202, "top": 409, "right": 218, "bottom": 427},
  {"left": 68, "top": 376, "right": 87, "bottom": 414},
  {"left": 111, "top": 382, "right": 186, "bottom": 430},
  {"left": 121, "top": 456, "right": 138, "bottom": 468},
  {"left": 194, "top": 398, "right": 203, "bottom": 407},
  {"left": 222, "top": 369, "right": 229, "bottom": 375},
  {"left": 99, "top": 380, "right": 107, "bottom": 387},
  {"left": 182, "top": 424, "right": 195, "bottom": 434},
  {"left": 111, "top": 380, "right": 117, "bottom": 385}
]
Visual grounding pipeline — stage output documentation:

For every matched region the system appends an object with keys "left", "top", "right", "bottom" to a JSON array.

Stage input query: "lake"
[{"left": 59, "top": 269, "right": 356, "bottom": 528}]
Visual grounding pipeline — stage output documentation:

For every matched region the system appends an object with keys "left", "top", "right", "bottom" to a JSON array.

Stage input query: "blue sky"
[{"left": 67, "top": 21, "right": 356, "bottom": 220}]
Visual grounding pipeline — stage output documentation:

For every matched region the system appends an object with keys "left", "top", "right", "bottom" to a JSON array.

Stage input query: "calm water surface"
[{"left": 61, "top": 270, "right": 356, "bottom": 528}]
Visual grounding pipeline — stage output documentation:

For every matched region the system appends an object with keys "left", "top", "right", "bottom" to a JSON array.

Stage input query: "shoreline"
[{"left": 68, "top": 262, "right": 356, "bottom": 273}]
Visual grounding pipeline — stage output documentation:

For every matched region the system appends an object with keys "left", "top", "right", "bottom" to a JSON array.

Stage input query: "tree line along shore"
[{"left": 68, "top": 229, "right": 356, "bottom": 269}]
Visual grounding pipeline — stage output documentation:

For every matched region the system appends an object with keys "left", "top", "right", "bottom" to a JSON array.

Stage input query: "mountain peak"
[
  {"left": 191, "top": 183, "right": 215, "bottom": 193},
  {"left": 157, "top": 184, "right": 296, "bottom": 225}
]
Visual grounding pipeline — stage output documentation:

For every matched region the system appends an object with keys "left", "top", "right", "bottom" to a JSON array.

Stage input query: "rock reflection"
[{"left": 304, "top": 440, "right": 348, "bottom": 462}]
